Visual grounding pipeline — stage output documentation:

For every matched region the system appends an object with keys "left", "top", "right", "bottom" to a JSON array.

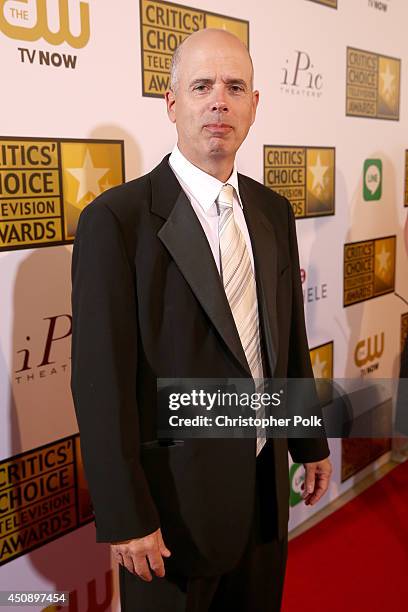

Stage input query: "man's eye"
[
  {"left": 230, "top": 85, "right": 244, "bottom": 92},
  {"left": 194, "top": 84, "right": 208, "bottom": 92}
]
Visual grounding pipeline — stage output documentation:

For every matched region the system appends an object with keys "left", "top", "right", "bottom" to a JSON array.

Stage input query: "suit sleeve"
[
  {"left": 70, "top": 201, "right": 160, "bottom": 542},
  {"left": 284, "top": 198, "right": 330, "bottom": 463}
]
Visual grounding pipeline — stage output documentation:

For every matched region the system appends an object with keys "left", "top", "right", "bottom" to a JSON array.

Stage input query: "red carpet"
[{"left": 282, "top": 461, "right": 408, "bottom": 612}]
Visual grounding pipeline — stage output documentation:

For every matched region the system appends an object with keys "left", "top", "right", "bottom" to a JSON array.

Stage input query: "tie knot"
[{"left": 216, "top": 184, "right": 234, "bottom": 212}]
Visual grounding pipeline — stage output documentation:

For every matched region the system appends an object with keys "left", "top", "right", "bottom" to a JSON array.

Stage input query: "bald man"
[{"left": 71, "top": 29, "right": 332, "bottom": 612}]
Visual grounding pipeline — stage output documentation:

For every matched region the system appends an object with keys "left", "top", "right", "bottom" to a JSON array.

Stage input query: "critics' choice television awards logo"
[
  {"left": 0, "top": 0, "right": 90, "bottom": 69},
  {"left": 346, "top": 47, "right": 401, "bottom": 120},
  {"left": 280, "top": 50, "right": 323, "bottom": 98},
  {"left": 343, "top": 236, "right": 396, "bottom": 307},
  {"left": 306, "top": 0, "right": 337, "bottom": 8},
  {"left": 0, "top": 137, "right": 124, "bottom": 252},
  {"left": 363, "top": 159, "right": 382, "bottom": 201},
  {"left": 0, "top": 435, "right": 92, "bottom": 566},
  {"left": 402, "top": 313, "right": 408, "bottom": 354},
  {"left": 354, "top": 332, "right": 384, "bottom": 376},
  {"left": 140, "top": 0, "right": 248, "bottom": 97},
  {"left": 264, "top": 146, "right": 335, "bottom": 219},
  {"left": 405, "top": 151, "right": 408, "bottom": 207}
]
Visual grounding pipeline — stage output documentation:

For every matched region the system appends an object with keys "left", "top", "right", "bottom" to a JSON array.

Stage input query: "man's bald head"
[{"left": 169, "top": 28, "right": 254, "bottom": 93}]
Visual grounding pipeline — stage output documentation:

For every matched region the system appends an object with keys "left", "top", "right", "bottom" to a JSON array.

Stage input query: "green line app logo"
[
  {"left": 346, "top": 47, "right": 401, "bottom": 120},
  {"left": 364, "top": 159, "right": 382, "bottom": 201},
  {"left": 0, "top": 137, "right": 125, "bottom": 251},
  {"left": 264, "top": 146, "right": 335, "bottom": 219},
  {"left": 343, "top": 236, "right": 396, "bottom": 306},
  {"left": 140, "top": 0, "right": 249, "bottom": 97}
]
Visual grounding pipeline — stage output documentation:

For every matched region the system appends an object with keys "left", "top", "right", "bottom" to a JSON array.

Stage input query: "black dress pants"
[{"left": 119, "top": 441, "right": 288, "bottom": 612}]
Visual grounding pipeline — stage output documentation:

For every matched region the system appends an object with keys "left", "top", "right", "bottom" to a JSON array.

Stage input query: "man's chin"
[{"left": 207, "top": 140, "right": 234, "bottom": 157}]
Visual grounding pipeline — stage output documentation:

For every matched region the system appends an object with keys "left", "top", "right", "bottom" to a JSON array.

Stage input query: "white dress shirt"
[{"left": 168, "top": 145, "right": 255, "bottom": 274}]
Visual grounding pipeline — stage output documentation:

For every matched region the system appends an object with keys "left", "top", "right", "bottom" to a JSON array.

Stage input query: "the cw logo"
[
  {"left": 0, "top": 0, "right": 90, "bottom": 49},
  {"left": 354, "top": 333, "right": 384, "bottom": 367}
]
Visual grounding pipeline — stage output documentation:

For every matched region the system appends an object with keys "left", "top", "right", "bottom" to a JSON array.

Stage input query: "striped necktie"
[{"left": 216, "top": 183, "right": 266, "bottom": 456}]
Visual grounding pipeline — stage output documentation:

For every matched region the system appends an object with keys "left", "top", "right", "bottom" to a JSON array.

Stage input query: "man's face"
[{"left": 166, "top": 32, "right": 259, "bottom": 168}]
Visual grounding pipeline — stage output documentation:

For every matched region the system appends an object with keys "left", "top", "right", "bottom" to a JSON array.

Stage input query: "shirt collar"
[{"left": 169, "top": 144, "right": 243, "bottom": 212}]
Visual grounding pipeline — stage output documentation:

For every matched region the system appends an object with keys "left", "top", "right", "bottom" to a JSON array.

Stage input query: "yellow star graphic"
[
  {"left": 376, "top": 245, "right": 390, "bottom": 277},
  {"left": 380, "top": 64, "right": 395, "bottom": 100},
  {"left": 312, "top": 353, "right": 327, "bottom": 378},
  {"left": 101, "top": 179, "right": 113, "bottom": 193},
  {"left": 309, "top": 154, "right": 328, "bottom": 196},
  {"left": 66, "top": 149, "right": 110, "bottom": 207}
]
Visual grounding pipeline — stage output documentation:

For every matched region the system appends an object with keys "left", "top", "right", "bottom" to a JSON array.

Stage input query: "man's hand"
[
  {"left": 111, "top": 528, "right": 171, "bottom": 581},
  {"left": 301, "top": 458, "right": 332, "bottom": 506}
]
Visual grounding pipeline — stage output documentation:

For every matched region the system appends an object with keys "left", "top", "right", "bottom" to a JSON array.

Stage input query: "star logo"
[
  {"left": 376, "top": 245, "right": 390, "bottom": 277},
  {"left": 380, "top": 64, "right": 395, "bottom": 100},
  {"left": 309, "top": 154, "right": 328, "bottom": 196},
  {"left": 66, "top": 149, "right": 110, "bottom": 207},
  {"left": 312, "top": 353, "right": 328, "bottom": 378}
]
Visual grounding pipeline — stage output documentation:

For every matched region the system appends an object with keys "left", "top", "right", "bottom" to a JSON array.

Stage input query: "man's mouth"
[{"left": 204, "top": 123, "right": 233, "bottom": 134}]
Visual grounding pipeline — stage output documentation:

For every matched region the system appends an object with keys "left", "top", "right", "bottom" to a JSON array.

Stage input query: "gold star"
[
  {"left": 380, "top": 64, "right": 395, "bottom": 100},
  {"left": 100, "top": 179, "right": 113, "bottom": 193},
  {"left": 376, "top": 245, "right": 390, "bottom": 277},
  {"left": 309, "top": 155, "right": 328, "bottom": 196},
  {"left": 66, "top": 149, "right": 110, "bottom": 206},
  {"left": 312, "top": 353, "right": 327, "bottom": 378}
]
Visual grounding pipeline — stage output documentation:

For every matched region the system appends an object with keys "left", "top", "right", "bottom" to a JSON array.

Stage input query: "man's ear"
[
  {"left": 251, "top": 90, "right": 259, "bottom": 125},
  {"left": 165, "top": 90, "right": 176, "bottom": 123}
]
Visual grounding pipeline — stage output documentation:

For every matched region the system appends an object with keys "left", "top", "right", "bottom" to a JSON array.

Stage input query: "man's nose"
[{"left": 211, "top": 100, "right": 228, "bottom": 113}]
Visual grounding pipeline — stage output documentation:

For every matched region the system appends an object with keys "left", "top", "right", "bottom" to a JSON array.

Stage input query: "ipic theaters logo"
[
  {"left": 0, "top": 435, "right": 92, "bottom": 566},
  {"left": 264, "top": 146, "right": 335, "bottom": 219},
  {"left": 307, "top": 0, "right": 337, "bottom": 7},
  {"left": 301, "top": 268, "right": 328, "bottom": 304},
  {"left": 346, "top": 47, "right": 401, "bottom": 120},
  {"left": 363, "top": 159, "right": 382, "bottom": 201},
  {"left": 280, "top": 50, "right": 323, "bottom": 98},
  {"left": 0, "top": 137, "right": 124, "bottom": 252},
  {"left": 343, "top": 236, "right": 396, "bottom": 307},
  {"left": 354, "top": 332, "right": 384, "bottom": 376},
  {"left": 15, "top": 314, "right": 71, "bottom": 385},
  {"left": 0, "top": 0, "right": 90, "bottom": 69},
  {"left": 310, "top": 342, "right": 334, "bottom": 379},
  {"left": 140, "top": 0, "right": 248, "bottom": 97},
  {"left": 404, "top": 151, "right": 408, "bottom": 207},
  {"left": 401, "top": 313, "right": 408, "bottom": 354}
]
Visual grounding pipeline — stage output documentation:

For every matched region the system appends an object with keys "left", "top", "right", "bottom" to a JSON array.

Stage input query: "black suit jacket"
[{"left": 70, "top": 154, "right": 329, "bottom": 576}]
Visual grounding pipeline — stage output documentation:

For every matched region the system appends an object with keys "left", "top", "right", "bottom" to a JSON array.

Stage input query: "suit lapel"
[
  {"left": 151, "top": 156, "right": 251, "bottom": 376},
  {"left": 239, "top": 176, "right": 279, "bottom": 376}
]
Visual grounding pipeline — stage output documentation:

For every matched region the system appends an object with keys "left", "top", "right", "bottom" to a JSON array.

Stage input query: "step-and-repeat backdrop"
[{"left": 1, "top": 0, "right": 407, "bottom": 608}]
